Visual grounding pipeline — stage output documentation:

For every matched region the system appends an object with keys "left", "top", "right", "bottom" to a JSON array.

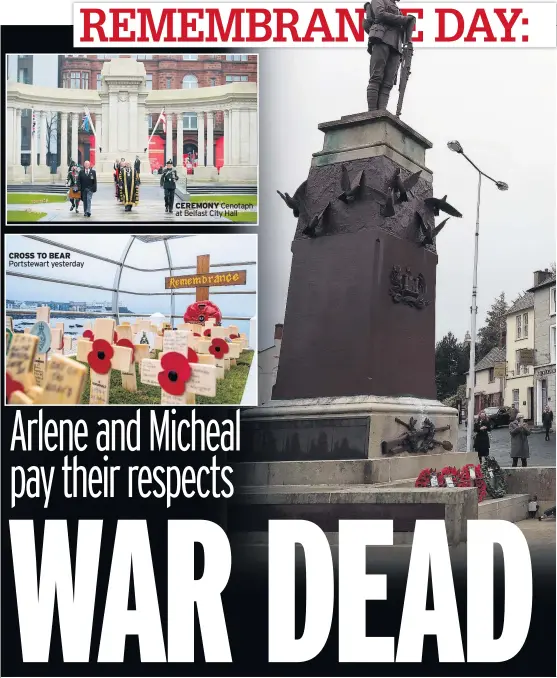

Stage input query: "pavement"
[
  {"left": 7, "top": 183, "right": 256, "bottom": 224},
  {"left": 458, "top": 423, "right": 556, "bottom": 466}
]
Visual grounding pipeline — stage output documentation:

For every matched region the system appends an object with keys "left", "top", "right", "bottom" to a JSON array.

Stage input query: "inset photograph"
[
  {"left": 6, "top": 54, "right": 258, "bottom": 224},
  {"left": 5, "top": 234, "right": 257, "bottom": 405}
]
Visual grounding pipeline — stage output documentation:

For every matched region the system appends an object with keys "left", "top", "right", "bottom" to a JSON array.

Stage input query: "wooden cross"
[
  {"left": 165, "top": 254, "right": 247, "bottom": 301},
  {"left": 29, "top": 306, "right": 53, "bottom": 388},
  {"left": 7, "top": 332, "right": 87, "bottom": 405},
  {"left": 140, "top": 330, "right": 217, "bottom": 404},
  {"left": 76, "top": 318, "right": 133, "bottom": 404},
  {"left": 115, "top": 323, "right": 151, "bottom": 391}
]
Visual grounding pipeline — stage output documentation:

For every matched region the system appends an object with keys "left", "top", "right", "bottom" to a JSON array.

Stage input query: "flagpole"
[
  {"left": 30, "top": 108, "right": 35, "bottom": 185},
  {"left": 148, "top": 108, "right": 165, "bottom": 148}
]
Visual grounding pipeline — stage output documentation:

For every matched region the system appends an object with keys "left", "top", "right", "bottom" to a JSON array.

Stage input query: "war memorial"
[{"left": 231, "top": 7, "right": 555, "bottom": 545}]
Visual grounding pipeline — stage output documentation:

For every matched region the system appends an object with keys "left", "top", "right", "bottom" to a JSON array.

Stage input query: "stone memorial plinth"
[{"left": 239, "top": 111, "right": 465, "bottom": 502}]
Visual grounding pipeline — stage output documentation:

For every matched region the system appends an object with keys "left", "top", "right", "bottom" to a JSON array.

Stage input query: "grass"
[
  {"left": 75, "top": 350, "right": 253, "bottom": 405},
  {"left": 8, "top": 193, "right": 67, "bottom": 204},
  {"left": 7, "top": 210, "right": 47, "bottom": 222}
]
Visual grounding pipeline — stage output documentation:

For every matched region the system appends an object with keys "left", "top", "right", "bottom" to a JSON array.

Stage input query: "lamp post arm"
[{"left": 461, "top": 152, "right": 500, "bottom": 186}]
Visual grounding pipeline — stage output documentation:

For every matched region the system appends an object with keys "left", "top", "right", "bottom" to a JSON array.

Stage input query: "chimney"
[
  {"left": 274, "top": 323, "right": 284, "bottom": 341},
  {"left": 533, "top": 270, "right": 552, "bottom": 286}
]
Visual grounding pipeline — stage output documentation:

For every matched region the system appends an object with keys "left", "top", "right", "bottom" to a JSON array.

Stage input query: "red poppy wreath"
[
  {"left": 458, "top": 463, "right": 487, "bottom": 503},
  {"left": 87, "top": 339, "right": 114, "bottom": 375},
  {"left": 209, "top": 338, "right": 229, "bottom": 359},
  {"left": 157, "top": 351, "right": 192, "bottom": 396}
]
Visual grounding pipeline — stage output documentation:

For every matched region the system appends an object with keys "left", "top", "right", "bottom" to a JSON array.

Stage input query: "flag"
[
  {"left": 160, "top": 109, "right": 166, "bottom": 134},
  {"left": 81, "top": 114, "right": 89, "bottom": 132},
  {"left": 31, "top": 110, "right": 36, "bottom": 136}
]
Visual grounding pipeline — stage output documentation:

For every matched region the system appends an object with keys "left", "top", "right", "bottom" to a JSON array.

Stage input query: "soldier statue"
[{"left": 363, "top": 0, "right": 415, "bottom": 113}]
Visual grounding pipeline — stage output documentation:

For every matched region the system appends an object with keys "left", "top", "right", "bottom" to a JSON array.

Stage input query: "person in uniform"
[
  {"left": 119, "top": 161, "right": 140, "bottom": 212},
  {"left": 66, "top": 160, "right": 81, "bottom": 213},
  {"left": 113, "top": 159, "right": 123, "bottom": 200},
  {"left": 134, "top": 155, "right": 141, "bottom": 176},
  {"left": 160, "top": 159, "right": 179, "bottom": 213},
  {"left": 363, "top": 0, "right": 414, "bottom": 111}
]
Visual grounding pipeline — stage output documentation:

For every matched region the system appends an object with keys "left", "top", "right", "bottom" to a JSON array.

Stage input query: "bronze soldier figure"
[{"left": 363, "top": 0, "right": 414, "bottom": 112}]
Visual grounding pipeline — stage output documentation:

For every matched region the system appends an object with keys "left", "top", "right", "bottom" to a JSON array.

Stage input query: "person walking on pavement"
[
  {"left": 363, "top": 0, "right": 415, "bottom": 111},
  {"left": 473, "top": 410, "right": 491, "bottom": 464},
  {"left": 509, "top": 413, "right": 530, "bottom": 467},
  {"left": 77, "top": 160, "right": 97, "bottom": 218},
  {"left": 160, "top": 159, "right": 179, "bottom": 214},
  {"left": 542, "top": 405, "right": 553, "bottom": 441}
]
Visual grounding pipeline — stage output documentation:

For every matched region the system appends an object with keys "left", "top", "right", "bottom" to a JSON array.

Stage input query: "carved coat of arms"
[{"left": 389, "top": 266, "right": 429, "bottom": 309}]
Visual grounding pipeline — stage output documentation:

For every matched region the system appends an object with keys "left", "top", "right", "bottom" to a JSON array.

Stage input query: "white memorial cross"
[{"left": 140, "top": 330, "right": 217, "bottom": 404}]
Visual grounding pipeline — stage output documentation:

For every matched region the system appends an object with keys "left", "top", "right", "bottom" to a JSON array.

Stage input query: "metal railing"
[{"left": 6, "top": 308, "right": 252, "bottom": 321}]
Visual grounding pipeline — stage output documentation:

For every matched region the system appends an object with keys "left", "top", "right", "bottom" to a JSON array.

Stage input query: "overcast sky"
[
  {"left": 257, "top": 47, "right": 556, "bottom": 349},
  {"left": 6, "top": 234, "right": 257, "bottom": 323}
]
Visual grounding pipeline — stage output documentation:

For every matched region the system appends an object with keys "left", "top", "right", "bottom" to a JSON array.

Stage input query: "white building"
[
  {"left": 504, "top": 292, "right": 535, "bottom": 419},
  {"left": 528, "top": 270, "right": 556, "bottom": 424}
]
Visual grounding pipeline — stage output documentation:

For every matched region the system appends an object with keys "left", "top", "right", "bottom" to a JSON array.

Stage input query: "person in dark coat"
[
  {"left": 160, "top": 159, "right": 179, "bottom": 213},
  {"left": 473, "top": 410, "right": 490, "bottom": 462},
  {"left": 542, "top": 405, "right": 553, "bottom": 441},
  {"left": 77, "top": 161, "right": 97, "bottom": 217},
  {"left": 66, "top": 160, "right": 81, "bottom": 213},
  {"left": 509, "top": 414, "right": 530, "bottom": 467}
]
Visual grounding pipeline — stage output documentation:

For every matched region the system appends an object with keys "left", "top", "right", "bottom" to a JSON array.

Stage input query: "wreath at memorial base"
[
  {"left": 480, "top": 456, "right": 507, "bottom": 499},
  {"left": 458, "top": 463, "right": 487, "bottom": 503},
  {"left": 438, "top": 466, "right": 459, "bottom": 487},
  {"left": 415, "top": 468, "right": 436, "bottom": 487}
]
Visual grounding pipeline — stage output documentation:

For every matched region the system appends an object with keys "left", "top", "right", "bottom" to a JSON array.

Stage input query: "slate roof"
[
  {"left": 527, "top": 274, "right": 556, "bottom": 293},
  {"left": 506, "top": 292, "right": 534, "bottom": 315},
  {"left": 474, "top": 346, "right": 506, "bottom": 372}
]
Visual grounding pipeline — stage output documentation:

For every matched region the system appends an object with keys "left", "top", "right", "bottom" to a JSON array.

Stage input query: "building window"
[
  {"left": 225, "top": 75, "right": 248, "bottom": 82},
  {"left": 226, "top": 54, "right": 248, "bottom": 61},
  {"left": 96, "top": 73, "right": 102, "bottom": 90},
  {"left": 183, "top": 112, "right": 198, "bottom": 130},
  {"left": 18, "top": 68, "right": 30, "bottom": 84},
  {"left": 512, "top": 389, "right": 519, "bottom": 410},
  {"left": 182, "top": 74, "right": 198, "bottom": 89},
  {"left": 488, "top": 367, "right": 495, "bottom": 383},
  {"left": 523, "top": 312, "right": 529, "bottom": 338},
  {"left": 146, "top": 114, "right": 153, "bottom": 129},
  {"left": 166, "top": 77, "right": 172, "bottom": 89},
  {"left": 136, "top": 54, "right": 153, "bottom": 60},
  {"left": 516, "top": 314, "right": 522, "bottom": 339},
  {"left": 551, "top": 325, "right": 556, "bottom": 364},
  {"left": 183, "top": 54, "right": 198, "bottom": 60},
  {"left": 551, "top": 287, "right": 556, "bottom": 316},
  {"left": 210, "top": 77, "right": 216, "bottom": 86},
  {"left": 146, "top": 74, "right": 153, "bottom": 90}
]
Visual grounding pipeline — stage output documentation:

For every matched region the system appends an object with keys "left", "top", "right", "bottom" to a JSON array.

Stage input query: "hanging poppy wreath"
[
  {"left": 87, "top": 339, "right": 114, "bottom": 375},
  {"left": 480, "top": 456, "right": 507, "bottom": 499},
  {"left": 157, "top": 351, "right": 192, "bottom": 396},
  {"left": 458, "top": 463, "right": 487, "bottom": 503},
  {"left": 209, "top": 338, "right": 230, "bottom": 359}
]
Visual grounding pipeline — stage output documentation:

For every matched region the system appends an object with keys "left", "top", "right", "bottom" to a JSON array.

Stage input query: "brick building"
[{"left": 58, "top": 54, "right": 257, "bottom": 165}]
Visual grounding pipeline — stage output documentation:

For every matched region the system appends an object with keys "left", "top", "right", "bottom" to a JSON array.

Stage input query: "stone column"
[
  {"left": 223, "top": 109, "right": 230, "bottom": 166},
  {"left": 166, "top": 112, "right": 173, "bottom": 164},
  {"left": 230, "top": 109, "right": 240, "bottom": 165},
  {"left": 176, "top": 112, "right": 184, "bottom": 167},
  {"left": 96, "top": 113, "right": 102, "bottom": 154},
  {"left": 101, "top": 100, "right": 109, "bottom": 151},
  {"left": 40, "top": 111, "right": 48, "bottom": 166},
  {"left": 129, "top": 93, "right": 138, "bottom": 154},
  {"left": 108, "top": 91, "right": 118, "bottom": 153},
  {"left": 6, "top": 107, "right": 15, "bottom": 164},
  {"left": 71, "top": 112, "right": 79, "bottom": 164},
  {"left": 249, "top": 108, "right": 258, "bottom": 167},
  {"left": 197, "top": 112, "right": 205, "bottom": 166},
  {"left": 15, "top": 108, "right": 22, "bottom": 167},
  {"left": 206, "top": 111, "right": 214, "bottom": 167},
  {"left": 59, "top": 112, "right": 69, "bottom": 174}
]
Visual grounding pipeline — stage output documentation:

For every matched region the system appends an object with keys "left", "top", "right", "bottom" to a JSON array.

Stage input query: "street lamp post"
[{"left": 447, "top": 140, "right": 508, "bottom": 453}]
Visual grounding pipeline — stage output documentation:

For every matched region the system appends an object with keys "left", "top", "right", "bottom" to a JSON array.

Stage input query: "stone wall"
[{"left": 503, "top": 465, "right": 555, "bottom": 511}]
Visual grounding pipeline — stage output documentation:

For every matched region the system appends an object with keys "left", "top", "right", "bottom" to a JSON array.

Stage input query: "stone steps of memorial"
[
  {"left": 233, "top": 452, "right": 478, "bottom": 488},
  {"left": 478, "top": 494, "right": 530, "bottom": 522}
]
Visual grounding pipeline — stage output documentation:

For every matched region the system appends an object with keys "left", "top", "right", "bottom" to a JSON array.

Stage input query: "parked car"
[{"left": 484, "top": 406, "right": 512, "bottom": 428}]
